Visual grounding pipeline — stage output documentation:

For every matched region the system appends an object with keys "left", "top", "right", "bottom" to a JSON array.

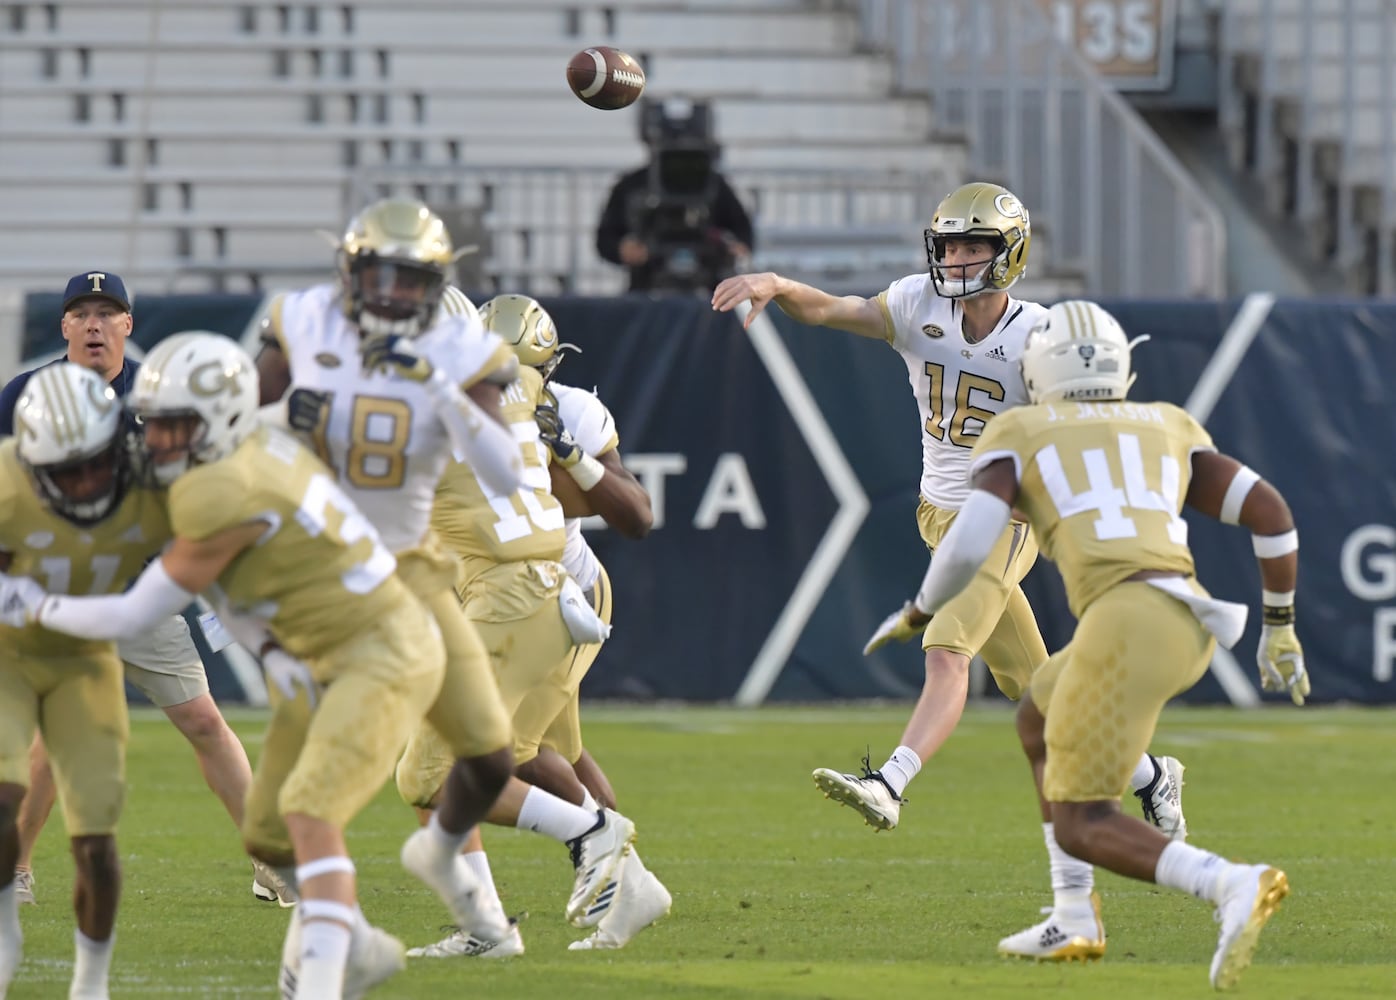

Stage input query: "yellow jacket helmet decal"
[
  {"left": 479, "top": 294, "right": 579, "bottom": 381},
  {"left": 338, "top": 198, "right": 454, "bottom": 338},
  {"left": 925, "top": 182, "right": 1031, "bottom": 299}
]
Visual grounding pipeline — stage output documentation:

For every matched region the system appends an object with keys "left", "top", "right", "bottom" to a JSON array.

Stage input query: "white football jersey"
[
  {"left": 275, "top": 284, "right": 514, "bottom": 553},
  {"left": 552, "top": 382, "right": 620, "bottom": 592},
  {"left": 876, "top": 273, "right": 1046, "bottom": 509}
]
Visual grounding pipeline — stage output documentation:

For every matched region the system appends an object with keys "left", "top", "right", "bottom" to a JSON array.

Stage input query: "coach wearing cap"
[{"left": 0, "top": 270, "right": 138, "bottom": 434}]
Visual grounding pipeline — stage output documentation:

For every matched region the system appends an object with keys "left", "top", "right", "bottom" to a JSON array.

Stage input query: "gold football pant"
[
  {"left": 917, "top": 498, "right": 1048, "bottom": 700},
  {"left": 0, "top": 645, "right": 127, "bottom": 837},
  {"left": 397, "top": 562, "right": 579, "bottom": 807},
  {"left": 243, "top": 594, "right": 445, "bottom": 858},
  {"left": 1029, "top": 581, "right": 1215, "bottom": 803}
]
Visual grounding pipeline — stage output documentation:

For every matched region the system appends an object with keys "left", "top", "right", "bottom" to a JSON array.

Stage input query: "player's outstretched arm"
[
  {"left": 30, "top": 522, "right": 267, "bottom": 640},
  {"left": 711, "top": 272, "right": 885, "bottom": 338},
  {"left": 1187, "top": 450, "right": 1308, "bottom": 705}
]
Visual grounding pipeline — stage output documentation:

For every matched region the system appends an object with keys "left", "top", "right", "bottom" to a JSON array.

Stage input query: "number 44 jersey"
[
  {"left": 270, "top": 285, "right": 516, "bottom": 554},
  {"left": 970, "top": 399, "right": 1216, "bottom": 618},
  {"left": 876, "top": 273, "right": 1047, "bottom": 510}
]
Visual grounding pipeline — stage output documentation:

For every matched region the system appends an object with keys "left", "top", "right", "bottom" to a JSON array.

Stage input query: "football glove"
[
  {"left": 286, "top": 387, "right": 331, "bottom": 434},
  {"left": 262, "top": 647, "right": 320, "bottom": 708},
  {"left": 361, "top": 333, "right": 433, "bottom": 382},
  {"left": 1257, "top": 623, "right": 1309, "bottom": 706},
  {"left": 863, "top": 602, "right": 930, "bottom": 656},
  {"left": 534, "top": 402, "right": 581, "bottom": 467},
  {"left": 0, "top": 574, "right": 46, "bottom": 628}
]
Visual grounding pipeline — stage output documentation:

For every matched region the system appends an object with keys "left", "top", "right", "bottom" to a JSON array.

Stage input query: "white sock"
[
  {"left": 516, "top": 787, "right": 598, "bottom": 843},
  {"left": 298, "top": 920, "right": 351, "bottom": 997},
  {"left": 71, "top": 928, "right": 114, "bottom": 998},
  {"left": 1128, "top": 753, "right": 1159, "bottom": 792},
  {"left": 1155, "top": 840, "right": 1229, "bottom": 903},
  {"left": 423, "top": 812, "right": 470, "bottom": 868},
  {"left": 0, "top": 883, "right": 21, "bottom": 991},
  {"left": 1042, "top": 822, "right": 1095, "bottom": 915},
  {"left": 580, "top": 789, "right": 599, "bottom": 813},
  {"left": 879, "top": 746, "right": 922, "bottom": 797},
  {"left": 459, "top": 850, "right": 504, "bottom": 913}
]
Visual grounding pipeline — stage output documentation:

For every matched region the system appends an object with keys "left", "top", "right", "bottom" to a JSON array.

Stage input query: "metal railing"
[
  {"left": 1217, "top": 0, "right": 1395, "bottom": 295},
  {"left": 858, "top": 0, "right": 1226, "bottom": 298},
  {"left": 348, "top": 165, "right": 949, "bottom": 296}
]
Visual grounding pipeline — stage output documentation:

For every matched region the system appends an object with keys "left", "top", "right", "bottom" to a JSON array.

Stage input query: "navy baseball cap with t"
[{"left": 61, "top": 271, "right": 131, "bottom": 314}]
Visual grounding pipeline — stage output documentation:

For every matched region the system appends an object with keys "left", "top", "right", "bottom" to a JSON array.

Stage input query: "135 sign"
[{"left": 1040, "top": 0, "right": 1178, "bottom": 91}]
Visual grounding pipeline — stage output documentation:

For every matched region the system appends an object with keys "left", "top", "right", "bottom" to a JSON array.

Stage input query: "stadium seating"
[
  {"left": 0, "top": 1, "right": 973, "bottom": 296},
  {"left": 1218, "top": 0, "right": 1396, "bottom": 293}
]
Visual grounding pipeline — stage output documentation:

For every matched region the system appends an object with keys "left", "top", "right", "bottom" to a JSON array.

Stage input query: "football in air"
[{"left": 566, "top": 46, "right": 646, "bottom": 110}]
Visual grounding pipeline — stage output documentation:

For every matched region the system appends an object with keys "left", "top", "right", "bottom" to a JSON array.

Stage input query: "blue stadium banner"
[{"left": 22, "top": 292, "right": 1394, "bottom": 705}]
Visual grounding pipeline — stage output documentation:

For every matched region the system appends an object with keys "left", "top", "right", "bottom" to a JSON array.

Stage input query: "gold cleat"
[{"left": 998, "top": 891, "right": 1106, "bottom": 963}]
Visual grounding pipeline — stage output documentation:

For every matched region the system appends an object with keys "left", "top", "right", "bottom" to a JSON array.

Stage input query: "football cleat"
[
  {"left": 400, "top": 827, "right": 512, "bottom": 944},
  {"left": 812, "top": 760, "right": 902, "bottom": 831},
  {"left": 569, "top": 853, "right": 671, "bottom": 951},
  {"left": 13, "top": 869, "right": 35, "bottom": 905},
  {"left": 342, "top": 922, "right": 406, "bottom": 1000},
  {"left": 1210, "top": 864, "right": 1289, "bottom": 990},
  {"left": 279, "top": 907, "right": 407, "bottom": 1000},
  {"left": 252, "top": 860, "right": 298, "bottom": 908},
  {"left": 1135, "top": 755, "right": 1188, "bottom": 841},
  {"left": 406, "top": 917, "right": 525, "bottom": 959},
  {"left": 565, "top": 809, "right": 636, "bottom": 927},
  {"left": 997, "top": 892, "right": 1106, "bottom": 963}
]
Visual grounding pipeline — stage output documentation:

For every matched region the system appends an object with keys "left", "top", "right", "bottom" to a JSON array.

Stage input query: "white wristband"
[
  {"left": 1252, "top": 530, "right": 1298, "bottom": 559},
  {"left": 1262, "top": 589, "right": 1295, "bottom": 607},
  {"left": 1219, "top": 466, "right": 1260, "bottom": 524},
  {"left": 566, "top": 452, "right": 606, "bottom": 491}
]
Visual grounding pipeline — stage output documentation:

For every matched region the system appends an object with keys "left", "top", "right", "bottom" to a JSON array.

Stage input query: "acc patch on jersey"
[{"left": 921, "top": 323, "right": 944, "bottom": 339}]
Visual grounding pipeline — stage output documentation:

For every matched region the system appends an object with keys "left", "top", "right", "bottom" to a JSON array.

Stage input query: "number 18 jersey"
[
  {"left": 269, "top": 285, "right": 515, "bottom": 554},
  {"left": 876, "top": 273, "right": 1046, "bottom": 509},
  {"left": 970, "top": 399, "right": 1216, "bottom": 617}
]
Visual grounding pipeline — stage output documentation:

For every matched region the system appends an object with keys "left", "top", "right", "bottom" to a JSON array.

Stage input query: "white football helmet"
[
  {"left": 14, "top": 364, "right": 130, "bottom": 525},
  {"left": 1020, "top": 300, "right": 1148, "bottom": 404},
  {"left": 129, "top": 331, "right": 260, "bottom": 485}
]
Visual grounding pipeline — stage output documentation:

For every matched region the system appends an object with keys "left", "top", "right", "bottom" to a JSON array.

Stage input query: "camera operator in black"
[{"left": 596, "top": 98, "right": 754, "bottom": 294}]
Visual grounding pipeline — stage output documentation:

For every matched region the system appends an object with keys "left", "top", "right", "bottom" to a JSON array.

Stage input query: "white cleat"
[
  {"left": 1210, "top": 864, "right": 1289, "bottom": 991},
  {"left": 406, "top": 918, "right": 525, "bottom": 959},
  {"left": 252, "top": 860, "right": 299, "bottom": 908},
  {"left": 0, "top": 923, "right": 22, "bottom": 997},
  {"left": 565, "top": 809, "right": 636, "bottom": 927},
  {"left": 13, "top": 869, "right": 34, "bottom": 906},
  {"left": 278, "top": 906, "right": 407, "bottom": 1000},
  {"left": 569, "top": 853, "right": 671, "bottom": 951},
  {"left": 997, "top": 892, "right": 1106, "bottom": 963},
  {"left": 342, "top": 922, "right": 406, "bottom": 1000},
  {"left": 1135, "top": 755, "right": 1188, "bottom": 841},
  {"left": 812, "top": 766, "right": 901, "bottom": 831},
  {"left": 400, "top": 827, "right": 512, "bottom": 944}
]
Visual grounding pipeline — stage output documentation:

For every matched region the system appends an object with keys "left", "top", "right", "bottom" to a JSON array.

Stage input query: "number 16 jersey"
[{"left": 876, "top": 273, "right": 1046, "bottom": 510}]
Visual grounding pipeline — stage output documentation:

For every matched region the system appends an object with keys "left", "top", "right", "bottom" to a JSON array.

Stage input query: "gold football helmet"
[
  {"left": 479, "top": 294, "right": 579, "bottom": 381},
  {"left": 338, "top": 198, "right": 453, "bottom": 338},
  {"left": 925, "top": 182, "right": 1031, "bottom": 299}
]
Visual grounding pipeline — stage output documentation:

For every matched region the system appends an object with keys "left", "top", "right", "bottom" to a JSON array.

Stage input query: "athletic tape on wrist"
[{"left": 567, "top": 452, "right": 606, "bottom": 491}]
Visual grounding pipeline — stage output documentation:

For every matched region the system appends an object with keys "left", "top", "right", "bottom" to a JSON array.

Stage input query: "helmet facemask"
[
  {"left": 926, "top": 233, "right": 1011, "bottom": 300},
  {"left": 344, "top": 254, "right": 448, "bottom": 340},
  {"left": 131, "top": 409, "right": 209, "bottom": 487},
  {"left": 25, "top": 433, "right": 132, "bottom": 527}
]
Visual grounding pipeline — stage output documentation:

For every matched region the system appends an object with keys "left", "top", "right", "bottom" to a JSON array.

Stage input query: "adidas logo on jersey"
[{"left": 985, "top": 345, "right": 1009, "bottom": 362}]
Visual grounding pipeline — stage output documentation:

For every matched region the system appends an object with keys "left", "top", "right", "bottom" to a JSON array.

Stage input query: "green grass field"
[{"left": 8, "top": 704, "right": 1396, "bottom": 998}]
